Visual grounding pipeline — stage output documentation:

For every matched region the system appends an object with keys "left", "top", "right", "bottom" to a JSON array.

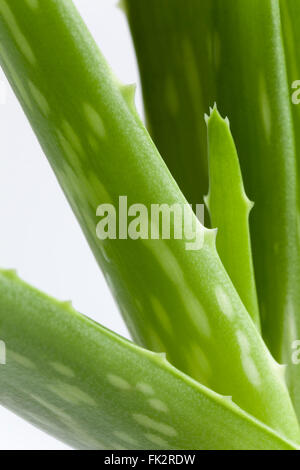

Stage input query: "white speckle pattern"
[
  {"left": 30, "top": 394, "right": 71, "bottom": 421},
  {"left": 113, "top": 431, "right": 137, "bottom": 446},
  {"left": 83, "top": 102, "right": 106, "bottom": 138},
  {"left": 215, "top": 286, "right": 234, "bottom": 319},
  {"left": 57, "top": 130, "right": 79, "bottom": 164},
  {"left": 145, "top": 240, "right": 185, "bottom": 286},
  {"left": 183, "top": 289, "right": 211, "bottom": 339},
  {"left": 26, "top": 394, "right": 107, "bottom": 450},
  {"left": 0, "top": 1, "right": 36, "bottom": 64},
  {"left": 133, "top": 414, "right": 177, "bottom": 437},
  {"left": 145, "top": 433, "right": 169, "bottom": 447},
  {"left": 236, "top": 330, "right": 261, "bottom": 387},
  {"left": 61, "top": 119, "right": 84, "bottom": 155},
  {"left": 50, "top": 362, "right": 75, "bottom": 378},
  {"left": 136, "top": 382, "right": 154, "bottom": 395},
  {"left": 241, "top": 355, "right": 261, "bottom": 387},
  {"left": 146, "top": 240, "right": 211, "bottom": 338},
  {"left": 111, "top": 442, "right": 127, "bottom": 450},
  {"left": 107, "top": 374, "right": 131, "bottom": 390},
  {"left": 48, "top": 382, "right": 96, "bottom": 406},
  {"left": 9, "top": 350, "right": 36, "bottom": 369},
  {"left": 148, "top": 398, "right": 169, "bottom": 413},
  {"left": 0, "top": 44, "right": 32, "bottom": 110},
  {"left": 236, "top": 330, "right": 250, "bottom": 353},
  {"left": 287, "top": 300, "right": 298, "bottom": 345},
  {"left": 28, "top": 80, "right": 50, "bottom": 115}
]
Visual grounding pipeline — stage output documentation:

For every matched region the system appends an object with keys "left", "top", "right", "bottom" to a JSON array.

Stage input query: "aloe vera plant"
[
  {"left": 1, "top": 0, "right": 300, "bottom": 450},
  {"left": 205, "top": 106, "right": 260, "bottom": 329},
  {"left": 1, "top": 269, "right": 298, "bottom": 450},
  {"left": 126, "top": 0, "right": 300, "bottom": 424}
]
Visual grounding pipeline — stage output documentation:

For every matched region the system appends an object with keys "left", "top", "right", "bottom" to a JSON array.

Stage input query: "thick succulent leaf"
[
  {"left": 210, "top": 0, "right": 300, "bottom": 362},
  {"left": 0, "top": 270, "right": 298, "bottom": 450},
  {"left": 205, "top": 107, "right": 260, "bottom": 329},
  {"left": 0, "top": 0, "right": 299, "bottom": 441},
  {"left": 280, "top": 0, "right": 300, "bottom": 187},
  {"left": 126, "top": 0, "right": 300, "bottom": 375},
  {"left": 125, "top": 0, "right": 214, "bottom": 208},
  {"left": 276, "top": 0, "right": 300, "bottom": 420}
]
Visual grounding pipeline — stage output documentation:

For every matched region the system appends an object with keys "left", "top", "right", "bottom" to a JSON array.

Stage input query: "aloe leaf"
[
  {"left": 124, "top": 0, "right": 213, "bottom": 207},
  {"left": 209, "top": 1, "right": 300, "bottom": 424},
  {"left": 280, "top": 0, "right": 300, "bottom": 184},
  {"left": 210, "top": 0, "right": 300, "bottom": 360},
  {"left": 274, "top": 0, "right": 300, "bottom": 420},
  {"left": 0, "top": 0, "right": 299, "bottom": 441},
  {"left": 0, "top": 269, "right": 298, "bottom": 450},
  {"left": 126, "top": 0, "right": 300, "bottom": 368},
  {"left": 205, "top": 107, "right": 260, "bottom": 330}
]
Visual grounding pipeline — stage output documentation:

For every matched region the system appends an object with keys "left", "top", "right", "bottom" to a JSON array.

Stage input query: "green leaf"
[
  {"left": 0, "top": 269, "right": 298, "bottom": 450},
  {"left": 125, "top": 0, "right": 214, "bottom": 208},
  {"left": 205, "top": 106, "right": 260, "bottom": 330},
  {"left": 273, "top": 0, "right": 300, "bottom": 420},
  {"left": 209, "top": 0, "right": 300, "bottom": 363},
  {"left": 0, "top": 0, "right": 299, "bottom": 442},
  {"left": 126, "top": 0, "right": 300, "bottom": 391}
]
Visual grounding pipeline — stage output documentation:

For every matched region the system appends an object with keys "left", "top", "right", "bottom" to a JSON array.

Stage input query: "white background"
[{"left": 0, "top": 0, "right": 143, "bottom": 450}]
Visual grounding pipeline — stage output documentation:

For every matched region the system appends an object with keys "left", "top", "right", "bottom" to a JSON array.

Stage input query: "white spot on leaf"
[
  {"left": 48, "top": 382, "right": 96, "bottom": 406},
  {"left": 215, "top": 286, "right": 234, "bottom": 319},
  {"left": 61, "top": 119, "right": 84, "bottom": 155},
  {"left": 50, "top": 362, "right": 75, "bottom": 378},
  {"left": 107, "top": 374, "right": 131, "bottom": 390},
  {"left": 9, "top": 350, "right": 35, "bottom": 369},
  {"left": 133, "top": 414, "right": 177, "bottom": 437},
  {"left": 148, "top": 398, "right": 169, "bottom": 413},
  {"left": 236, "top": 330, "right": 261, "bottom": 387},
  {"left": 113, "top": 431, "right": 137, "bottom": 446},
  {"left": 0, "top": 1, "right": 36, "bottom": 64},
  {"left": 145, "top": 433, "right": 169, "bottom": 447},
  {"left": 28, "top": 80, "right": 50, "bottom": 115},
  {"left": 136, "top": 382, "right": 154, "bottom": 395},
  {"left": 83, "top": 102, "right": 106, "bottom": 139}
]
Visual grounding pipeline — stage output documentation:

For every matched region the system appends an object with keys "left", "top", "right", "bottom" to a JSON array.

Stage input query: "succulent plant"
[{"left": 0, "top": 0, "right": 300, "bottom": 450}]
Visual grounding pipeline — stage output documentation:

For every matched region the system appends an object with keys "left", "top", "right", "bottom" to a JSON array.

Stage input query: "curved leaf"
[
  {"left": 0, "top": 0, "right": 299, "bottom": 441},
  {"left": 205, "top": 107, "right": 260, "bottom": 329},
  {"left": 0, "top": 270, "right": 298, "bottom": 450}
]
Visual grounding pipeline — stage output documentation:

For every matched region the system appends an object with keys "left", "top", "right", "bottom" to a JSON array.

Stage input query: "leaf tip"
[
  {"left": 120, "top": 83, "right": 138, "bottom": 115},
  {"left": 117, "top": 0, "right": 128, "bottom": 15}
]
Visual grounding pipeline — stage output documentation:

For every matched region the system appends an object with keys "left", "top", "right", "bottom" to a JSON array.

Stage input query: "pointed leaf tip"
[{"left": 120, "top": 83, "right": 139, "bottom": 116}]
